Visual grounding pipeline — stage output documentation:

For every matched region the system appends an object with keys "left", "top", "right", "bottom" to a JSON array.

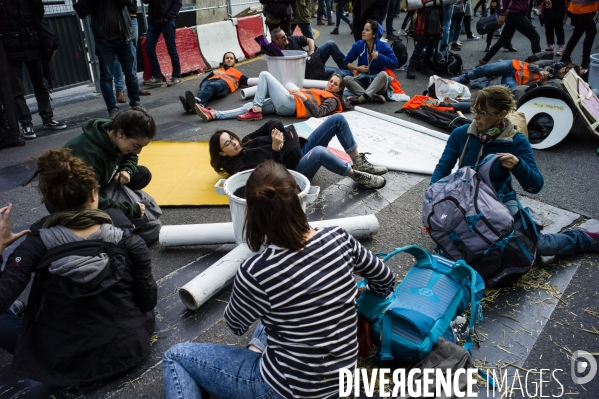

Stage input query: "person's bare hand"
[
  {"left": 497, "top": 153, "right": 520, "bottom": 169},
  {"left": 114, "top": 170, "right": 131, "bottom": 184},
  {"left": 0, "top": 204, "right": 30, "bottom": 253},
  {"left": 357, "top": 65, "right": 370, "bottom": 73},
  {"left": 137, "top": 203, "right": 146, "bottom": 217},
  {"left": 497, "top": 15, "right": 505, "bottom": 26},
  {"left": 539, "top": 70, "right": 550, "bottom": 83},
  {"left": 271, "top": 128, "right": 285, "bottom": 151}
]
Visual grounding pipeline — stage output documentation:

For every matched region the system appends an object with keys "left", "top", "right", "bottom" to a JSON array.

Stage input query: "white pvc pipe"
[
  {"left": 160, "top": 215, "right": 379, "bottom": 247},
  {"left": 178, "top": 215, "right": 380, "bottom": 309},
  {"left": 241, "top": 78, "right": 329, "bottom": 99},
  {"left": 179, "top": 243, "right": 256, "bottom": 310},
  {"left": 159, "top": 222, "right": 235, "bottom": 246}
]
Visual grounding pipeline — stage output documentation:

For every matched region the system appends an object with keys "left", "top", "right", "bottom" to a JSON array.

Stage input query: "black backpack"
[
  {"left": 445, "top": 51, "right": 463, "bottom": 76},
  {"left": 305, "top": 52, "right": 327, "bottom": 80},
  {"left": 391, "top": 39, "right": 408, "bottom": 68},
  {"left": 399, "top": 107, "right": 472, "bottom": 132},
  {"left": 413, "top": 2, "right": 443, "bottom": 43}
]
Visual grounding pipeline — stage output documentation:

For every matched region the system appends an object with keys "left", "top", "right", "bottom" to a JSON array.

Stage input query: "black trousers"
[
  {"left": 482, "top": 12, "right": 541, "bottom": 63},
  {"left": 127, "top": 165, "right": 152, "bottom": 191},
  {"left": 543, "top": 12, "right": 566, "bottom": 46},
  {"left": 8, "top": 59, "right": 53, "bottom": 128},
  {"left": 561, "top": 12, "right": 598, "bottom": 66}
]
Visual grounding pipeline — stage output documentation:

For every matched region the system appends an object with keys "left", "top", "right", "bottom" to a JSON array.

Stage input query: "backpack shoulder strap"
[
  {"left": 36, "top": 239, "right": 129, "bottom": 273},
  {"left": 382, "top": 245, "right": 435, "bottom": 271},
  {"left": 474, "top": 153, "right": 503, "bottom": 189}
]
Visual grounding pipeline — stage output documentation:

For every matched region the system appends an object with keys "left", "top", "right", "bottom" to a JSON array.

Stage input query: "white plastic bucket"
[
  {"left": 264, "top": 50, "right": 307, "bottom": 87},
  {"left": 589, "top": 53, "right": 599, "bottom": 91},
  {"left": 215, "top": 169, "right": 320, "bottom": 244}
]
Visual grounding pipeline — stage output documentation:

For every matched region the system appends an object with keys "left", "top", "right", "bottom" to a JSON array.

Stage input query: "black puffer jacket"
[
  {"left": 73, "top": 0, "right": 134, "bottom": 43},
  {"left": 1, "top": 209, "right": 157, "bottom": 386},
  {"left": 0, "top": 0, "right": 44, "bottom": 62}
]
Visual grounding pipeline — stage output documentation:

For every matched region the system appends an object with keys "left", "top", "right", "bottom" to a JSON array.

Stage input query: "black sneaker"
[
  {"left": 185, "top": 90, "right": 197, "bottom": 113},
  {"left": 179, "top": 95, "right": 190, "bottom": 113},
  {"left": 503, "top": 44, "right": 517, "bottom": 52},
  {"left": 8, "top": 300, "right": 26, "bottom": 317},
  {"left": 43, "top": 120, "right": 67, "bottom": 130},
  {"left": 351, "top": 170, "right": 386, "bottom": 189},
  {"left": 22, "top": 126, "right": 36, "bottom": 139}
]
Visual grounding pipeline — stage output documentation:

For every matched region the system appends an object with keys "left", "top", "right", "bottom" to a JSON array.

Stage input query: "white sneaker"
[
  {"left": 144, "top": 76, "right": 164, "bottom": 86},
  {"left": 167, "top": 77, "right": 183, "bottom": 87},
  {"left": 22, "top": 126, "right": 36, "bottom": 139}
]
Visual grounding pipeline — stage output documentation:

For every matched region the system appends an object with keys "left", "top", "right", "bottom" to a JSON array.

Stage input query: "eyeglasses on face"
[
  {"left": 470, "top": 107, "right": 498, "bottom": 117},
  {"left": 221, "top": 137, "right": 237, "bottom": 149}
]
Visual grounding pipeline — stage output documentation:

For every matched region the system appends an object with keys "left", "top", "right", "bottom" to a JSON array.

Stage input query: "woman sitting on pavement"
[
  {"left": 178, "top": 52, "right": 249, "bottom": 113},
  {"left": 195, "top": 71, "right": 350, "bottom": 122},
  {"left": 343, "top": 19, "right": 399, "bottom": 104},
  {"left": 452, "top": 59, "right": 578, "bottom": 88},
  {"left": 0, "top": 150, "right": 157, "bottom": 386},
  {"left": 61, "top": 108, "right": 156, "bottom": 220},
  {"left": 431, "top": 85, "right": 599, "bottom": 256},
  {"left": 162, "top": 160, "right": 395, "bottom": 399},
  {"left": 209, "top": 114, "right": 388, "bottom": 189}
]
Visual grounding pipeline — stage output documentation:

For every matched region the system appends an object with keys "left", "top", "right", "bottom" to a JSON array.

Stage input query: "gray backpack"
[{"left": 423, "top": 154, "right": 536, "bottom": 287}]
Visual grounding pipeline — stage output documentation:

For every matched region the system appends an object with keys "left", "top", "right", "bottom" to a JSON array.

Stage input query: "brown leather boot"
[{"left": 116, "top": 91, "right": 126, "bottom": 103}]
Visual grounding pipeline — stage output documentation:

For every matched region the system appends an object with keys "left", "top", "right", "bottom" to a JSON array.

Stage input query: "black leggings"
[
  {"left": 544, "top": 13, "right": 566, "bottom": 46},
  {"left": 482, "top": 12, "right": 541, "bottom": 63},
  {"left": 127, "top": 165, "right": 152, "bottom": 191},
  {"left": 561, "top": 12, "right": 598, "bottom": 66}
]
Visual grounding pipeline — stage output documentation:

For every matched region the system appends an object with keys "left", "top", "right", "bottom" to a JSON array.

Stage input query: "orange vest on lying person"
[
  {"left": 568, "top": 0, "right": 599, "bottom": 14},
  {"left": 208, "top": 67, "right": 243, "bottom": 92},
  {"left": 292, "top": 89, "right": 343, "bottom": 118},
  {"left": 512, "top": 60, "right": 540, "bottom": 85}
]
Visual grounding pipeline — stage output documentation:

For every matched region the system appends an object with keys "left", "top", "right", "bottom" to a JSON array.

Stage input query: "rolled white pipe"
[
  {"left": 178, "top": 215, "right": 380, "bottom": 309},
  {"left": 241, "top": 78, "right": 329, "bottom": 99},
  {"left": 179, "top": 243, "right": 256, "bottom": 310},
  {"left": 159, "top": 222, "right": 235, "bottom": 246}
]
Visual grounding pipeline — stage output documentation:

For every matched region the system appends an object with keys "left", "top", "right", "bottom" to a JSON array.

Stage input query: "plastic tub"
[
  {"left": 264, "top": 50, "right": 307, "bottom": 87},
  {"left": 214, "top": 169, "right": 319, "bottom": 244},
  {"left": 589, "top": 54, "right": 599, "bottom": 91}
]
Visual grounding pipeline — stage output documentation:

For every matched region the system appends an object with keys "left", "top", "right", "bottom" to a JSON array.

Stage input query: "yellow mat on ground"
[{"left": 137, "top": 141, "right": 229, "bottom": 206}]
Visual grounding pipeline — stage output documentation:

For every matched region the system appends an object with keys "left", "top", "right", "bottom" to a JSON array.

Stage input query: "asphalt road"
[{"left": 0, "top": 11, "right": 598, "bottom": 399}]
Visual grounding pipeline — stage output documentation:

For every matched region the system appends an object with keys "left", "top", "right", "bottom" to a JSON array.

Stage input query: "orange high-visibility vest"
[
  {"left": 401, "top": 95, "right": 455, "bottom": 111},
  {"left": 568, "top": 0, "right": 599, "bottom": 14},
  {"left": 208, "top": 67, "right": 244, "bottom": 92},
  {"left": 292, "top": 89, "right": 343, "bottom": 118},
  {"left": 512, "top": 60, "right": 540, "bottom": 85}
]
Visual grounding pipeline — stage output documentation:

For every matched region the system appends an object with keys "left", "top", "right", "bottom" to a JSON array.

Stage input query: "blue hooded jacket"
[
  {"left": 431, "top": 123, "right": 544, "bottom": 204},
  {"left": 343, "top": 22, "right": 398, "bottom": 80}
]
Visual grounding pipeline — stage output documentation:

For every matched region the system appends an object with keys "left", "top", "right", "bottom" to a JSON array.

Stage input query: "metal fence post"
[
  {"left": 139, "top": 1, "right": 148, "bottom": 35},
  {"left": 226, "top": 0, "right": 233, "bottom": 17},
  {"left": 81, "top": 16, "right": 101, "bottom": 93}
]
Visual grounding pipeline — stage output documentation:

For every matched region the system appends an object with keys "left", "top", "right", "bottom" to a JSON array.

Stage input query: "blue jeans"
[
  {"left": 196, "top": 78, "right": 230, "bottom": 106},
  {"left": 505, "top": 200, "right": 595, "bottom": 256},
  {"left": 409, "top": 41, "right": 435, "bottom": 63},
  {"left": 318, "top": 0, "right": 332, "bottom": 20},
  {"left": 336, "top": 0, "right": 351, "bottom": 27},
  {"left": 145, "top": 19, "right": 181, "bottom": 79},
  {"left": 215, "top": 72, "right": 294, "bottom": 119},
  {"left": 162, "top": 324, "right": 284, "bottom": 399},
  {"left": 440, "top": 4, "right": 454, "bottom": 52},
  {"left": 450, "top": 14, "right": 465, "bottom": 43},
  {"left": 95, "top": 38, "right": 140, "bottom": 112},
  {"left": 466, "top": 60, "right": 518, "bottom": 87},
  {"left": 295, "top": 114, "right": 356, "bottom": 179},
  {"left": 291, "top": 23, "right": 314, "bottom": 40},
  {"left": 114, "top": 18, "right": 138, "bottom": 92},
  {"left": 386, "top": 0, "right": 398, "bottom": 34},
  {"left": 0, "top": 309, "right": 21, "bottom": 354},
  {"left": 316, "top": 41, "right": 347, "bottom": 69}
]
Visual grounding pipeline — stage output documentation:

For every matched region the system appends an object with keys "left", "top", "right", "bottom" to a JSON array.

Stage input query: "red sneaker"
[
  {"left": 237, "top": 108, "right": 263, "bottom": 121},
  {"left": 195, "top": 104, "right": 215, "bottom": 122}
]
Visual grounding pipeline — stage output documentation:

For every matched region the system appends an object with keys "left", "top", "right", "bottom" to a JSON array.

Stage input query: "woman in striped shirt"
[{"left": 162, "top": 160, "right": 395, "bottom": 399}]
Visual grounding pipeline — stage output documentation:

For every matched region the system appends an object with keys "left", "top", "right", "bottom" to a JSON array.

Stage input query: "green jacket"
[
  {"left": 292, "top": 0, "right": 311, "bottom": 24},
  {"left": 63, "top": 119, "right": 141, "bottom": 218}
]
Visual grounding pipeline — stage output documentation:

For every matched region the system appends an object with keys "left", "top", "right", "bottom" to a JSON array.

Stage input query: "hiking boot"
[
  {"left": 43, "top": 120, "right": 67, "bottom": 130},
  {"left": 179, "top": 96, "right": 191, "bottom": 113},
  {"left": 352, "top": 152, "right": 388, "bottom": 175},
  {"left": 144, "top": 76, "right": 164, "bottom": 86},
  {"left": 167, "top": 77, "right": 183, "bottom": 87},
  {"left": 21, "top": 126, "right": 36, "bottom": 139},
  {"left": 331, "top": 27, "right": 339, "bottom": 34},
  {"left": 351, "top": 170, "right": 386, "bottom": 189},
  {"left": 237, "top": 108, "right": 263, "bottom": 121},
  {"left": 544, "top": 44, "right": 554, "bottom": 52},
  {"left": 8, "top": 300, "right": 26, "bottom": 317},
  {"left": 452, "top": 74, "right": 470, "bottom": 85},
  {"left": 406, "top": 60, "right": 417, "bottom": 79},
  {"left": 372, "top": 94, "right": 386, "bottom": 104},
  {"left": 116, "top": 90, "right": 126, "bottom": 103},
  {"left": 317, "top": 19, "right": 324, "bottom": 25},
  {"left": 195, "top": 104, "right": 215, "bottom": 122},
  {"left": 503, "top": 44, "right": 517, "bottom": 52},
  {"left": 586, "top": 232, "right": 599, "bottom": 251}
]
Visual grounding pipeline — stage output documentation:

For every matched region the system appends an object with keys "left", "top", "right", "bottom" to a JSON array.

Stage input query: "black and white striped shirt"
[{"left": 224, "top": 227, "right": 395, "bottom": 399}]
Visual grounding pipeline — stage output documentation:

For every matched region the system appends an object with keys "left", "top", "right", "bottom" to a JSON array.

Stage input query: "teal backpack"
[{"left": 357, "top": 245, "right": 485, "bottom": 363}]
